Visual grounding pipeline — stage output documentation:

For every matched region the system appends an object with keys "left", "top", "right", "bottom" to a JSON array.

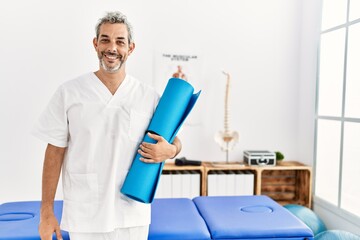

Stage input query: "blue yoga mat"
[{"left": 121, "top": 78, "right": 201, "bottom": 203}]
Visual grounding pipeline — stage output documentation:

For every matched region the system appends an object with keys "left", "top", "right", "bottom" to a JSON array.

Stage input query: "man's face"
[{"left": 93, "top": 23, "right": 135, "bottom": 73}]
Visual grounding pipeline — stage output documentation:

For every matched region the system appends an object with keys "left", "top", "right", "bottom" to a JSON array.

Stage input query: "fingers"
[
  {"left": 139, "top": 133, "right": 170, "bottom": 163},
  {"left": 138, "top": 146, "right": 161, "bottom": 163},
  {"left": 147, "top": 132, "right": 164, "bottom": 141},
  {"left": 139, "top": 143, "right": 153, "bottom": 158},
  {"left": 141, "top": 133, "right": 166, "bottom": 149},
  {"left": 138, "top": 148, "right": 152, "bottom": 159},
  {"left": 39, "top": 213, "right": 62, "bottom": 240},
  {"left": 141, "top": 158, "right": 159, "bottom": 163},
  {"left": 138, "top": 144, "right": 155, "bottom": 162},
  {"left": 40, "top": 230, "right": 60, "bottom": 240},
  {"left": 138, "top": 147, "right": 162, "bottom": 163},
  {"left": 55, "top": 226, "right": 63, "bottom": 240},
  {"left": 142, "top": 133, "right": 166, "bottom": 148},
  {"left": 139, "top": 142, "right": 152, "bottom": 151},
  {"left": 39, "top": 232, "right": 52, "bottom": 240}
]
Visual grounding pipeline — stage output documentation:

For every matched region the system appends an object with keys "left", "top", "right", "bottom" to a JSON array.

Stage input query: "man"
[{"left": 33, "top": 11, "right": 181, "bottom": 240}]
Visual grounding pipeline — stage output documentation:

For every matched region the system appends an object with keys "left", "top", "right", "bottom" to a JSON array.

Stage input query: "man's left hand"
[{"left": 138, "top": 132, "right": 177, "bottom": 163}]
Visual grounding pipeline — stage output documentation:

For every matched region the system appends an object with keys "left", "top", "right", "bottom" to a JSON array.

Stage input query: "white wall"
[
  {"left": 0, "top": 0, "right": 306, "bottom": 202},
  {"left": 297, "top": 0, "right": 321, "bottom": 167}
]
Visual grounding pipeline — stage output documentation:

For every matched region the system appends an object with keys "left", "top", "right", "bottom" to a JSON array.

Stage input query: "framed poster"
[{"left": 154, "top": 50, "right": 203, "bottom": 126}]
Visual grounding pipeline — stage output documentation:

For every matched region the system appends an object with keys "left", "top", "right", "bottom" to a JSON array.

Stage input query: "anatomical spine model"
[{"left": 214, "top": 71, "right": 239, "bottom": 162}]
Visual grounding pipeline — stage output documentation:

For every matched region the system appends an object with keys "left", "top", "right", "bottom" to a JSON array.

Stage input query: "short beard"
[
  {"left": 100, "top": 58, "right": 123, "bottom": 73},
  {"left": 98, "top": 52, "right": 123, "bottom": 73}
]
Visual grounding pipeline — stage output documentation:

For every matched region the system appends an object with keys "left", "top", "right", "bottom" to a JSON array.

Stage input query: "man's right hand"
[
  {"left": 39, "top": 144, "right": 66, "bottom": 240},
  {"left": 39, "top": 211, "right": 63, "bottom": 240}
]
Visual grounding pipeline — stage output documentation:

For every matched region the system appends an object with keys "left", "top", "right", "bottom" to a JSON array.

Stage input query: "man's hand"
[
  {"left": 138, "top": 132, "right": 179, "bottom": 163},
  {"left": 39, "top": 144, "right": 65, "bottom": 239},
  {"left": 39, "top": 207, "right": 62, "bottom": 240}
]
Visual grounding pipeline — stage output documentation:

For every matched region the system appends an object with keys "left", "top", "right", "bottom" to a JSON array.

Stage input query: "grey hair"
[{"left": 95, "top": 11, "right": 134, "bottom": 44}]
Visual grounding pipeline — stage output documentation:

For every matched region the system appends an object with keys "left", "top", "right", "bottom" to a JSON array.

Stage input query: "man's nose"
[{"left": 107, "top": 42, "right": 117, "bottom": 52}]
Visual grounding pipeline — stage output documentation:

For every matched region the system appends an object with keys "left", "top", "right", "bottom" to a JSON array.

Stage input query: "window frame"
[{"left": 314, "top": 0, "right": 360, "bottom": 226}]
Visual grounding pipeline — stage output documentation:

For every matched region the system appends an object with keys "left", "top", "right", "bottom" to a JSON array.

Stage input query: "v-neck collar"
[{"left": 90, "top": 72, "right": 130, "bottom": 105}]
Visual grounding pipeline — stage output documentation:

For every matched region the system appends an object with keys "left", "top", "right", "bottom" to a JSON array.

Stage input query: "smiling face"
[{"left": 93, "top": 23, "right": 135, "bottom": 74}]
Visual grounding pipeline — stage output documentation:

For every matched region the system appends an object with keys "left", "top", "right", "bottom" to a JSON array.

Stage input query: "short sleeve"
[{"left": 32, "top": 85, "right": 69, "bottom": 147}]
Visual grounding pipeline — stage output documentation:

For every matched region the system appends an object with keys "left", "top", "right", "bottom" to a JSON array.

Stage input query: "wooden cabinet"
[{"left": 163, "top": 161, "right": 312, "bottom": 208}]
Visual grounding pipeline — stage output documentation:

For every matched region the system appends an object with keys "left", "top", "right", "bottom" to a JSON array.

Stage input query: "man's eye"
[
  {"left": 117, "top": 41, "right": 125, "bottom": 45},
  {"left": 101, "top": 39, "right": 109, "bottom": 43}
]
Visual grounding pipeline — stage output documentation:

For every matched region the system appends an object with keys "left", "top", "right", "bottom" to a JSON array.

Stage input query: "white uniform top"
[{"left": 32, "top": 72, "right": 160, "bottom": 232}]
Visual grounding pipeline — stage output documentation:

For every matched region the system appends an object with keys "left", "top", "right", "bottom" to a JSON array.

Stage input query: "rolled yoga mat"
[{"left": 121, "top": 78, "right": 201, "bottom": 203}]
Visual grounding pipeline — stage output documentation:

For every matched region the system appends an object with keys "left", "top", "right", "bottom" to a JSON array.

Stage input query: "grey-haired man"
[{"left": 34, "top": 11, "right": 181, "bottom": 240}]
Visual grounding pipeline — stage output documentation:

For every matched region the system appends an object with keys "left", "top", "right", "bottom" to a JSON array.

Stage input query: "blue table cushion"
[
  {"left": 149, "top": 198, "right": 211, "bottom": 240},
  {"left": 0, "top": 201, "right": 69, "bottom": 240},
  {"left": 1, "top": 197, "right": 315, "bottom": 240},
  {"left": 193, "top": 195, "right": 314, "bottom": 240}
]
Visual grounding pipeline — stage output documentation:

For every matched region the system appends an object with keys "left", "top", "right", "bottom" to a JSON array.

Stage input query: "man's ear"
[
  {"left": 93, "top": 37, "right": 98, "bottom": 49},
  {"left": 128, "top": 42, "right": 135, "bottom": 55}
]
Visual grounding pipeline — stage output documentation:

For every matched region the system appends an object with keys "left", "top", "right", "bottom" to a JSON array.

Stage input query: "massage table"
[
  {"left": 148, "top": 198, "right": 210, "bottom": 240},
  {"left": 193, "top": 195, "right": 314, "bottom": 240},
  {"left": 0, "top": 196, "right": 314, "bottom": 240},
  {"left": 0, "top": 200, "right": 69, "bottom": 240}
]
